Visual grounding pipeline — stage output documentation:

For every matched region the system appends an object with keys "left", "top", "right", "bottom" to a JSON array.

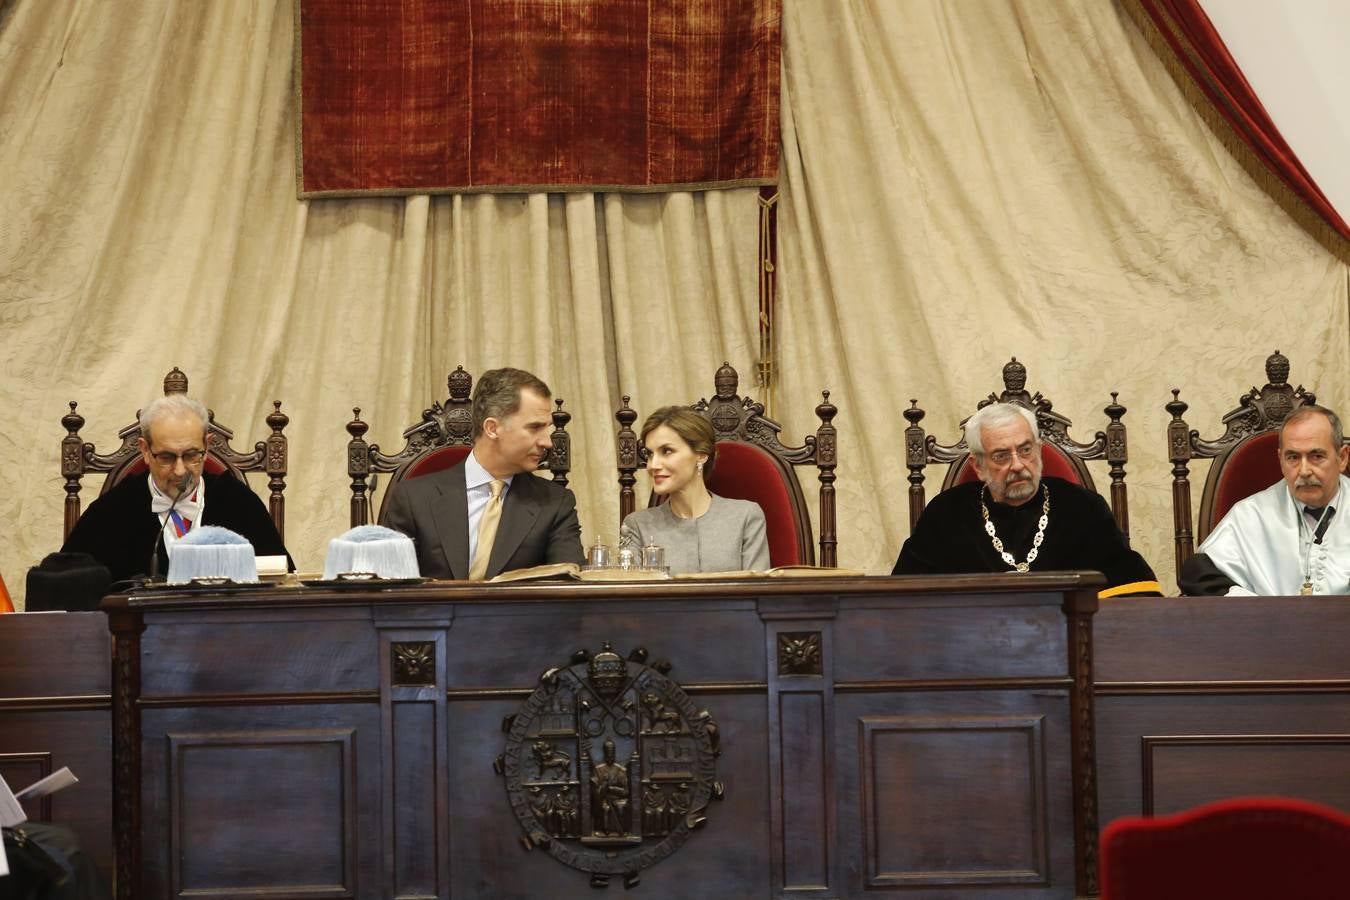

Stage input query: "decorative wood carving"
[
  {"left": 108, "top": 609, "right": 145, "bottom": 900},
  {"left": 60, "top": 367, "right": 289, "bottom": 540},
  {"left": 615, "top": 362, "right": 839, "bottom": 566},
  {"left": 905, "top": 357, "right": 1131, "bottom": 539},
  {"left": 1064, "top": 591, "right": 1099, "bottom": 898},
  {"left": 391, "top": 641, "right": 436, "bottom": 686},
  {"left": 498, "top": 642, "right": 723, "bottom": 889},
  {"left": 777, "top": 632, "right": 822, "bottom": 676},
  {"left": 347, "top": 366, "right": 573, "bottom": 526}
]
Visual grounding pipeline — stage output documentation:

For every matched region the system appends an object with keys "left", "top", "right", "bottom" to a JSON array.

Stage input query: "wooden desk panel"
[
  {"left": 1095, "top": 595, "right": 1350, "bottom": 828},
  {"left": 106, "top": 574, "right": 1101, "bottom": 900},
  {"left": 0, "top": 612, "right": 113, "bottom": 883}
]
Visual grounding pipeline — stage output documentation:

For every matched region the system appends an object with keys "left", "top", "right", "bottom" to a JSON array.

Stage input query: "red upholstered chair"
[
  {"left": 60, "top": 367, "right": 290, "bottom": 541},
  {"left": 615, "top": 363, "right": 838, "bottom": 568},
  {"left": 904, "top": 357, "right": 1131, "bottom": 538},
  {"left": 346, "top": 365, "right": 574, "bottom": 527},
  {"left": 1099, "top": 797, "right": 1350, "bottom": 900},
  {"left": 1166, "top": 350, "right": 1326, "bottom": 580}
]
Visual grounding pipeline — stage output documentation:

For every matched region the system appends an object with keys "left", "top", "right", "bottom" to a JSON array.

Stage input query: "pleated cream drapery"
[{"left": 1, "top": 0, "right": 1346, "bottom": 606}]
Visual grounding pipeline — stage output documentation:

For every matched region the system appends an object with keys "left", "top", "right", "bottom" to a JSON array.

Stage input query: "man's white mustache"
[{"left": 1297, "top": 477, "right": 1323, "bottom": 488}]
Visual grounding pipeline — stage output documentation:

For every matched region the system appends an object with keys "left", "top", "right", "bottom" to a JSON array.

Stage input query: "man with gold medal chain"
[{"left": 893, "top": 403, "right": 1161, "bottom": 599}]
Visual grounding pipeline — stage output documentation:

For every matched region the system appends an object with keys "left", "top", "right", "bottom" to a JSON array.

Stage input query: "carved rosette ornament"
[
  {"left": 497, "top": 643, "right": 724, "bottom": 889},
  {"left": 392, "top": 642, "right": 436, "bottom": 686},
  {"left": 777, "top": 632, "right": 822, "bottom": 675}
]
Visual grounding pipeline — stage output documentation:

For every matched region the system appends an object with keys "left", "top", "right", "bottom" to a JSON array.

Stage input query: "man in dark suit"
[{"left": 382, "top": 367, "right": 585, "bottom": 579}]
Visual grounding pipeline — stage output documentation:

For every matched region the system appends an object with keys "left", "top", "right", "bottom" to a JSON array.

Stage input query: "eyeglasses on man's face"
[
  {"left": 149, "top": 448, "right": 206, "bottom": 466},
  {"left": 985, "top": 442, "right": 1038, "bottom": 467}
]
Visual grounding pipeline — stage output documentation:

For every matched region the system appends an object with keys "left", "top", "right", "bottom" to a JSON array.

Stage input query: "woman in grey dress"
[{"left": 619, "top": 406, "right": 770, "bottom": 575}]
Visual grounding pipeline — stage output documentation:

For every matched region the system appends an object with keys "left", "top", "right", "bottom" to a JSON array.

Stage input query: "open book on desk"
[
  {"left": 674, "top": 565, "right": 865, "bottom": 580},
  {"left": 489, "top": 563, "right": 670, "bottom": 583},
  {"left": 489, "top": 563, "right": 864, "bottom": 583}
]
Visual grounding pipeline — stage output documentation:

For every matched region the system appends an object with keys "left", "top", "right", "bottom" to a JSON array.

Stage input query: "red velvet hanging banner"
[{"left": 296, "top": 0, "right": 781, "bottom": 198}]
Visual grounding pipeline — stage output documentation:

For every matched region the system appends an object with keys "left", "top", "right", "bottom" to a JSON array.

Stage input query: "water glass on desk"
[
  {"left": 641, "top": 543, "right": 665, "bottom": 571},
  {"left": 587, "top": 539, "right": 613, "bottom": 569}
]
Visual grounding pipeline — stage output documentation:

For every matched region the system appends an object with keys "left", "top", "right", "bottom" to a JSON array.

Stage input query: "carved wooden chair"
[
  {"left": 60, "top": 367, "right": 290, "bottom": 541},
  {"left": 347, "top": 365, "right": 574, "bottom": 527},
  {"left": 903, "top": 357, "right": 1130, "bottom": 538},
  {"left": 1100, "top": 796, "right": 1350, "bottom": 900},
  {"left": 1165, "top": 349, "right": 1332, "bottom": 579},
  {"left": 614, "top": 362, "right": 838, "bottom": 568}
]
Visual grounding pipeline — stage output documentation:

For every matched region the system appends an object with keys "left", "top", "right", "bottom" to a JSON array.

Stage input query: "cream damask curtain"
[{"left": 1, "top": 0, "right": 1346, "bottom": 605}]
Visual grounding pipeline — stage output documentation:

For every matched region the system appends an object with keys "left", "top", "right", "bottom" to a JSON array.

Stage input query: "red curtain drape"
[
  {"left": 297, "top": 0, "right": 781, "bottom": 198},
  {"left": 1127, "top": 0, "right": 1350, "bottom": 253}
]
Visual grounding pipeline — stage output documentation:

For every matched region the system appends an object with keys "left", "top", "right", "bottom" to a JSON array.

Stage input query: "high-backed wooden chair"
[
  {"left": 903, "top": 357, "right": 1130, "bottom": 538},
  {"left": 1100, "top": 797, "right": 1350, "bottom": 900},
  {"left": 346, "top": 365, "right": 574, "bottom": 527},
  {"left": 1166, "top": 349, "right": 1327, "bottom": 579},
  {"left": 60, "top": 367, "right": 290, "bottom": 541},
  {"left": 614, "top": 362, "right": 838, "bottom": 568}
]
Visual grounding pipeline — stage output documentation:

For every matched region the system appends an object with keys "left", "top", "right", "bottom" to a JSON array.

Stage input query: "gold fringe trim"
[
  {"left": 757, "top": 188, "right": 779, "bottom": 412},
  {"left": 1098, "top": 580, "right": 1163, "bottom": 599},
  {"left": 1118, "top": 0, "right": 1350, "bottom": 264}
]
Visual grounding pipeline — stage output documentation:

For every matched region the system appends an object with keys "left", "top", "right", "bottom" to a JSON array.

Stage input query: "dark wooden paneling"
[
  {"left": 139, "top": 705, "right": 381, "bottom": 900},
  {"left": 837, "top": 691, "right": 1075, "bottom": 899},
  {"left": 0, "top": 611, "right": 111, "bottom": 697},
  {"left": 1096, "top": 595, "right": 1350, "bottom": 834},
  {"left": 860, "top": 714, "right": 1049, "bottom": 887},
  {"left": 105, "top": 575, "right": 1098, "bottom": 900},
  {"left": 833, "top": 600, "right": 1068, "bottom": 682},
  {"left": 169, "top": 728, "right": 357, "bottom": 898},
  {"left": 1143, "top": 735, "right": 1350, "bottom": 815},
  {"left": 0, "top": 612, "right": 112, "bottom": 883},
  {"left": 1095, "top": 595, "right": 1350, "bottom": 683}
]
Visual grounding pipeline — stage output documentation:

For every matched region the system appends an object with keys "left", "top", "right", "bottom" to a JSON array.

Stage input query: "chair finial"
[
  {"left": 1265, "top": 349, "right": 1290, "bottom": 386},
  {"left": 347, "top": 408, "right": 369, "bottom": 442},
  {"left": 714, "top": 363, "right": 738, "bottom": 400},
  {"left": 447, "top": 365, "right": 472, "bottom": 401},
  {"left": 1002, "top": 357, "right": 1027, "bottom": 394},
  {"left": 163, "top": 367, "right": 189, "bottom": 395}
]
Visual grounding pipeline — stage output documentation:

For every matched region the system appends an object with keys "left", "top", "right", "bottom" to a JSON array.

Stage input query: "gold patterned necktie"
[{"left": 469, "top": 479, "right": 505, "bottom": 580}]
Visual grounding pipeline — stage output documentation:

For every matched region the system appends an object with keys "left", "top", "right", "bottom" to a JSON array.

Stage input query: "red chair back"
[
  {"left": 1100, "top": 797, "right": 1350, "bottom": 900},
  {"left": 103, "top": 454, "right": 231, "bottom": 492},
  {"left": 1199, "top": 431, "right": 1281, "bottom": 541},
  {"left": 375, "top": 446, "right": 472, "bottom": 525},
  {"left": 950, "top": 443, "right": 1089, "bottom": 489},
  {"left": 704, "top": 441, "right": 808, "bottom": 568},
  {"left": 400, "top": 446, "right": 471, "bottom": 481}
]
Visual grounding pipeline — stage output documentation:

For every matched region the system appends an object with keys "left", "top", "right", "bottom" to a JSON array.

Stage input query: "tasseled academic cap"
[
  {"left": 167, "top": 526, "right": 258, "bottom": 585},
  {"left": 324, "top": 525, "right": 420, "bottom": 580}
]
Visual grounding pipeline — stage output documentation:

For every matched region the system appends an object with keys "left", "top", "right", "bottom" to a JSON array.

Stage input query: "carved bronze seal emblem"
[{"left": 496, "top": 643, "right": 723, "bottom": 889}]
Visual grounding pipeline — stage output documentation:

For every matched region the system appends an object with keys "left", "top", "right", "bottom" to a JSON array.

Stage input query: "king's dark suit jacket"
[{"left": 381, "top": 461, "right": 585, "bottom": 580}]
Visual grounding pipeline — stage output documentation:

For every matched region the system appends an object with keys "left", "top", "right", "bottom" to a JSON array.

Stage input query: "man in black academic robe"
[
  {"left": 63, "top": 470, "right": 290, "bottom": 585},
  {"left": 60, "top": 394, "right": 290, "bottom": 585},
  {"left": 893, "top": 403, "right": 1160, "bottom": 598}
]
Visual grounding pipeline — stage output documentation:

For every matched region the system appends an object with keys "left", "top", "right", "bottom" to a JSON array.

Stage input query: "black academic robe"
[
  {"left": 62, "top": 471, "right": 291, "bottom": 584},
  {"left": 892, "top": 477, "right": 1160, "bottom": 596}
]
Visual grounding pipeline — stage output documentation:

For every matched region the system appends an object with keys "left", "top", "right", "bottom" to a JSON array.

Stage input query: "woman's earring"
[{"left": 696, "top": 461, "right": 704, "bottom": 475}]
